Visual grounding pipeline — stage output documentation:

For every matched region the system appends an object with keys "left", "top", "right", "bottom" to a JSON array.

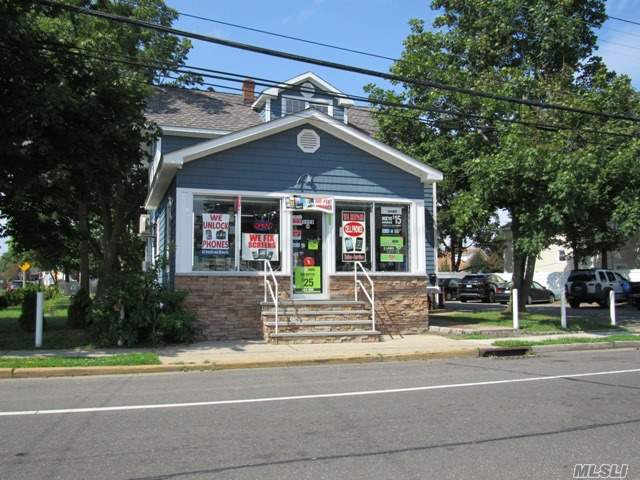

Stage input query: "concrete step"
[
  {"left": 261, "top": 309, "right": 371, "bottom": 316},
  {"left": 263, "top": 320, "right": 372, "bottom": 327},
  {"left": 268, "top": 330, "right": 381, "bottom": 344},
  {"left": 261, "top": 300, "right": 367, "bottom": 307}
]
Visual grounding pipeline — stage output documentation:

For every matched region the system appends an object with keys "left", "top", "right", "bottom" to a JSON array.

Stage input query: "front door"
[{"left": 292, "top": 211, "right": 325, "bottom": 297}]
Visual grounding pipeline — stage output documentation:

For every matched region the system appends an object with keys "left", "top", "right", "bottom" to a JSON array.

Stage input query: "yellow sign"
[{"left": 18, "top": 262, "right": 31, "bottom": 272}]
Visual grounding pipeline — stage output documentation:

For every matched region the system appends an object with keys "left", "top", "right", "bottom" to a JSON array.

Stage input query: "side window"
[
  {"left": 598, "top": 271, "right": 607, "bottom": 283},
  {"left": 533, "top": 281, "right": 543, "bottom": 289},
  {"left": 606, "top": 271, "right": 616, "bottom": 282}
]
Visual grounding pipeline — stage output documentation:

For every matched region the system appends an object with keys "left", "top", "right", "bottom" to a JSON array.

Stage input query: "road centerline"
[{"left": 1, "top": 367, "right": 638, "bottom": 417}]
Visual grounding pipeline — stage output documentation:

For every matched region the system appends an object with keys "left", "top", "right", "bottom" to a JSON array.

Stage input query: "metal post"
[
  {"left": 610, "top": 290, "right": 616, "bottom": 326},
  {"left": 354, "top": 262, "right": 358, "bottom": 302},
  {"left": 512, "top": 288, "right": 519, "bottom": 330},
  {"left": 22, "top": 270, "right": 26, "bottom": 289},
  {"left": 35, "top": 292, "right": 44, "bottom": 348},
  {"left": 263, "top": 260, "right": 267, "bottom": 303},
  {"left": 560, "top": 291, "right": 567, "bottom": 329}
]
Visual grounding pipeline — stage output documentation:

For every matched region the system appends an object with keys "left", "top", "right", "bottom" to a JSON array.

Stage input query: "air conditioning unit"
[{"left": 138, "top": 214, "right": 153, "bottom": 238}]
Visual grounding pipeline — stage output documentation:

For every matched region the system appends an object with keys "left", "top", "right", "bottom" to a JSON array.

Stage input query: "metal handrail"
[
  {"left": 263, "top": 260, "right": 279, "bottom": 334},
  {"left": 354, "top": 261, "right": 375, "bottom": 332}
]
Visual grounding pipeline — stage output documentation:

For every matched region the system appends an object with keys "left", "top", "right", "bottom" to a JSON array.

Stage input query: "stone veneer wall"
[
  {"left": 329, "top": 275, "right": 429, "bottom": 335},
  {"left": 175, "top": 275, "right": 291, "bottom": 340},
  {"left": 176, "top": 274, "right": 428, "bottom": 340}
]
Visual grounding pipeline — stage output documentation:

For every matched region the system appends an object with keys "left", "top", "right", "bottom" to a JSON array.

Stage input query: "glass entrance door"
[{"left": 292, "top": 211, "right": 324, "bottom": 296}]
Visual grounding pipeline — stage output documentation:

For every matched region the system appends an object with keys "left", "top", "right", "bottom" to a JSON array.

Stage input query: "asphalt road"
[{"left": 1, "top": 350, "right": 639, "bottom": 480}]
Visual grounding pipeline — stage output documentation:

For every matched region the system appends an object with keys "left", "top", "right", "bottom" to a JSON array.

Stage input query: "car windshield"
[
  {"left": 568, "top": 271, "right": 595, "bottom": 282},
  {"left": 461, "top": 275, "right": 486, "bottom": 282}
]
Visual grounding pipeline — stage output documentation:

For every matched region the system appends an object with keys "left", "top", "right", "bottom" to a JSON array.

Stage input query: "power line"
[
  {"left": 35, "top": 0, "right": 640, "bottom": 124},
  {"left": 25, "top": 39, "right": 638, "bottom": 140},
  {"left": 608, "top": 15, "right": 640, "bottom": 28},
  {"left": 177, "top": 11, "right": 397, "bottom": 62}
]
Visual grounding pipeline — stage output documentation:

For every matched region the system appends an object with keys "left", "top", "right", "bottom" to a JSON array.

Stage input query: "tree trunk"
[
  {"left": 450, "top": 234, "right": 457, "bottom": 272},
  {"left": 600, "top": 248, "right": 608, "bottom": 269},
  {"left": 78, "top": 202, "right": 90, "bottom": 292}
]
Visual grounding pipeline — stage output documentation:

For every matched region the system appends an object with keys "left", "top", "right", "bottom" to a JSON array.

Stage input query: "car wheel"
[
  {"left": 598, "top": 290, "right": 612, "bottom": 309},
  {"left": 526, "top": 295, "right": 533, "bottom": 305},
  {"left": 445, "top": 292, "right": 452, "bottom": 301},
  {"left": 460, "top": 298, "right": 467, "bottom": 303},
  {"left": 569, "top": 300, "right": 580, "bottom": 308},
  {"left": 548, "top": 294, "right": 555, "bottom": 304},
  {"left": 488, "top": 291, "right": 496, "bottom": 303}
]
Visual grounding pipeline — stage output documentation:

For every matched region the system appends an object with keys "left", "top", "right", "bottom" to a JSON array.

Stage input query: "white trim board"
[
  {"left": 252, "top": 72, "right": 355, "bottom": 109},
  {"left": 146, "top": 110, "right": 442, "bottom": 209}
]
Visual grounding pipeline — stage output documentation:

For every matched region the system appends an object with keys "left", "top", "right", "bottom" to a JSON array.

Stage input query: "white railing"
[
  {"left": 263, "top": 260, "right": 279, "bottom": 334},
  {"left": 354, "top": 261, "right": 375, "bottom": 332}
]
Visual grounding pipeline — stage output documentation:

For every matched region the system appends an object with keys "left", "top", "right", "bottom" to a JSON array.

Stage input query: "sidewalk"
[{"left": 2, "top": 331, "right": 637, "bottom": 371}]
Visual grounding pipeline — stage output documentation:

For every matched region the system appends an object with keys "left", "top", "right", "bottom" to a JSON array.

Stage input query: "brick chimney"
[{"left": 242, "top": 79, "right": 255, "bottom": 105}]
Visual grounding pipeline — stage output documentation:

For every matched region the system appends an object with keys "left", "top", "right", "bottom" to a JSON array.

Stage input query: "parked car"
[
  {"left": 458, "top": 274, "right": 505, "bottom": 303},
  {"left": 438, "top": 278, "right": 460, "bottom": 301},
  {"left": 565, "top": 269, "right": 627, "bottom": 308},
  {"left": 495, "top": 281, "right": 555, "bottom": 304},
  {"left": 7, "top": 280, "right": 23, "bottom": 290}
]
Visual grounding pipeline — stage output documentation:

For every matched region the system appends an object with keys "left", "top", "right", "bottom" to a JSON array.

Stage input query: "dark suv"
[
  {"left": 458, "top": 274, "right": 506, "bottom": 303},
  {"left": 565, "top": 269, "right": 626, "bottom": 308}
]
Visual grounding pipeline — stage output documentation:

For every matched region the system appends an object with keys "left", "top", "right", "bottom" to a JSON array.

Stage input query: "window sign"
[
  {"left": 375, "top": 205, "right": 409, "bottom": 272},
  {"left": 379, "top": 236, "right": 404, "bottom": 262},
  {"left": 341, "top": 210, "right": 366, "bottom": 262},
  {"left": 201, "top": 213, "right": 230, "bottom": 255},
  {"left": 286, "top": 195, "right": 334, "bottom": 213},
  {"left": 294, "top": 266, "right": 322, "bottom": 293},
  {"left": 241, "top": 234, "right": 279, "bottom": 261}
]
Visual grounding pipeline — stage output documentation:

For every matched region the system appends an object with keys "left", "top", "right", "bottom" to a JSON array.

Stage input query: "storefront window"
[
  {"left": 335, "top": 204, "right": 372, "bottom": 271},
  {"left": 240, "top": 199, "right": 281, "bottom": 271},
  {"left": 193, "top": 197, "right": 236, "bottom": 271},
  {"left": 375, "top": 205, "right": 409, "bottom": 272}
]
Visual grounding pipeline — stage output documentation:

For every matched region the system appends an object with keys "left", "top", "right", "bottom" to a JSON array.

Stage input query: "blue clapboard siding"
[
  {"left": 176, "top": 126, "right": 424, "bottom": 199},
  {"left": 424, "top": 184, "right": 436, "bottom": 274},
  {"left": 162, "top": 135, "right": 208, "bottom": 155}
]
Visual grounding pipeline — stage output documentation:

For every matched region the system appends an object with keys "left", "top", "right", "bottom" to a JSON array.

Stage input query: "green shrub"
[
  {"left": 67, "top": 289, "right": 92, "bottom": 329},
  {"left": 44, "top": 284, "right": 60, "bottom": 300},
  {"left": 88, "top": 268, "right": 196, "bottom": 347},
  {"left": 0, "top": 295, "right": 8, "bottom": 310},
  {"left": 18, "top": 290, "right": 47, "bottom": 333},
  {"left": 5, "top": 287, "right": 32, "bottom": 306}
]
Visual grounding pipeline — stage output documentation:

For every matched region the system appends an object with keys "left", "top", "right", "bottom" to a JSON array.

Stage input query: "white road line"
[{"left": 1, "top": 368, "right": 639, "bottom": 417}]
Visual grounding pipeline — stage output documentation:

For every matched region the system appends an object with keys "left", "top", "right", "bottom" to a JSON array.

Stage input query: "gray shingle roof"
[
  {"left": 146, "top": 87, "right": 261, "bottom": 132},
  {"left": 145, "top": 86, "right": 378, "bottom": 136}
]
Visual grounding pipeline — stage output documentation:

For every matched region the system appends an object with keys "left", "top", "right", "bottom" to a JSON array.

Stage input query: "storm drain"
[{"left": 480, "top": 347, "right": 532, "bottom": 357}]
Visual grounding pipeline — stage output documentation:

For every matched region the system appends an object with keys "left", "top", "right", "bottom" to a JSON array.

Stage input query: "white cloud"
[{"left": 282, "top": 0, "right": 325, "bottom": 25}]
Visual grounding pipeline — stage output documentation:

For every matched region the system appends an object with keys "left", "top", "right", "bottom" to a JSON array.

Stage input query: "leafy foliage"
[{"left": 87, "top": 267, "right": 197, "bottom": 347}]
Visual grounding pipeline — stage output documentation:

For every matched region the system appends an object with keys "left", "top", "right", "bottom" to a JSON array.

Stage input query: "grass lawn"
[
  {"left": 0, "top": 352, "right": 160, "bottom": 369},
  {"left": 493, "top": 334, "right": 640, "bottom": 348},
  {"left": 0, "top": 295, "right": 92, "bottom": 350},
  {"left": 435, "top": 309, "right": 622, "bottom": 333}
]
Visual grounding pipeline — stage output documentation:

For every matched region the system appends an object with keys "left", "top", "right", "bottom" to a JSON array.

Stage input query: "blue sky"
[{"left": 165, "top": 0, "right": 640, "bottom": 98}]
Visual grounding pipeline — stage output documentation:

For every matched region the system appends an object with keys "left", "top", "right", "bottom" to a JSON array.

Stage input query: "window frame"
[
  {"left": 281, "top": 95, "right": 334, "bottom": 117},
  {"left": 176, "top": 188, "right": 426, "bottom": 277}
]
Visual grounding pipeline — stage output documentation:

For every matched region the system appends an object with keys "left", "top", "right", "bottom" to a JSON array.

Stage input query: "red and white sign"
[
  {"left": 286, "top": 195, "right": 334, "bottom": 213},
  {"left": 341, "top": 211, "right": 366, "bottom": 262},
  {"left": 242, "top": 233, "right": 279, "bottom": 261},
  {"left": 201, "top": 213, "right": 229, "bottom": 255}
]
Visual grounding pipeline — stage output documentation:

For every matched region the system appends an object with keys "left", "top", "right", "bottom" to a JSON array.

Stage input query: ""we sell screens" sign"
[{"left": 341, "top": 211, "right": 366, "bottom": 262}]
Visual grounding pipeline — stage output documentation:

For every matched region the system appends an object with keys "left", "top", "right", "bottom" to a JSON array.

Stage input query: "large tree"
[
  {"left": 368, "top": 0, "right": 640, "bottom": 310},
  {"left": 0, "top": 0, "right": 192, "bottom": 292}
]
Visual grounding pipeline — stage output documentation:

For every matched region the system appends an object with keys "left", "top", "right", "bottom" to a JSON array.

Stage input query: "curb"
[
  {"left": 531, "top": 341, "right": 640, "bottom": 353},
  {"left": 0, "top": 349, "right": 479, "bottom": 379}
]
